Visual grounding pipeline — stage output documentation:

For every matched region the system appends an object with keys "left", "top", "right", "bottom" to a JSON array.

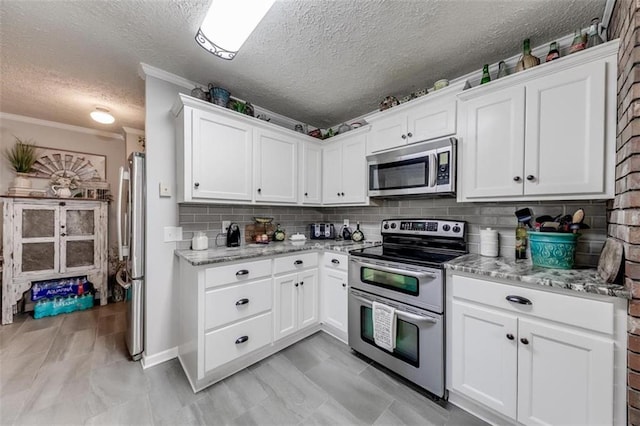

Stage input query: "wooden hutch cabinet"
[{"left": 2, "top": 197, "right": 108, "bottom": 324}]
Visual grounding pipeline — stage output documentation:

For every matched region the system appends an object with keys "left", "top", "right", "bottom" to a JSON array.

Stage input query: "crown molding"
[
  {"left": 138, "top": 63, "right": 199, "bottom": 90},
  {"left": 0, "top": 112, "right": 124, "bottom": 140},
  {"left": 122, "top": 126, "right": 145, "bottom": 136}
]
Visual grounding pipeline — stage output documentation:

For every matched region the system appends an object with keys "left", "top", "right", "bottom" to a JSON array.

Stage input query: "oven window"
[
  {"left": 361, "top": 267, "right": 419, "bottom": 296},
  {"left": 361, "top": 306, "right": 419, "bottom": 367},
  {"left": 369, "top": 157, "right": 429, "bottom": 191}
]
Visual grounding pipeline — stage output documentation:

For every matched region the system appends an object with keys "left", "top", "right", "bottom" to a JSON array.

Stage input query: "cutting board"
[
  {"left": 597, "top": 238, "right": 624, "bottom": 283},
  {"left": 244, "top": 223, "right": 276, "bottom": 243}
]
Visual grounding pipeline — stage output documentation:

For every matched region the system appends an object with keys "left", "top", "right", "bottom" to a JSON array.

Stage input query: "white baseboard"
[{"left": 141, "top": 346, "right": 178, "bottom": 369}]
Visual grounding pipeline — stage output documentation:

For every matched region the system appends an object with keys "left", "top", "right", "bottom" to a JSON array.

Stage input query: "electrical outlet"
[
  {"left": 222, "top": 220, "right": 231, "bottom": 233},
  {"left": 343, "top": 219, "right": 349, "bottom": 226}
]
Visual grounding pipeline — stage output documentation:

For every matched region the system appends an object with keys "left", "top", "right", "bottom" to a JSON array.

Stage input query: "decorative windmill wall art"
[{"left": 30, "top": 148, "right": 110, "bottom": 200}]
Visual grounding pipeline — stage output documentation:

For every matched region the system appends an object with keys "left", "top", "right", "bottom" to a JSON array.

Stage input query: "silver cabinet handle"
[
  {"left": 331, "top": 259, "right": 340, "bottom": 265},
  {"left": 353, "top": 261, "right": 436, "bottom": 280},
  {"left": 236, "top": 270, "right": 249, "bottom": 276},
  {"left": 294, "top": 260, "right": 303, "bottom": 265},
  {"left": 407, "top": 132, "right": 413, "bottom": 137},
  {"left": 235, "top": 336, "right": 249, "bottom": 344},
  {"left": 235, "top": 298, "right": 249, "bottom": 306},
  {"left": 506, "top": 295, "right": 532, "bottom": 305},
  {"left": 401, "top": 134, "right": 407, "bottom": 139}
]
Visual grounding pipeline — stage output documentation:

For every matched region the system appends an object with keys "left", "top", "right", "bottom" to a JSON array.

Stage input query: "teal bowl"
[{"left": 527, "top": 231, "right": 580, "bottom": 269}]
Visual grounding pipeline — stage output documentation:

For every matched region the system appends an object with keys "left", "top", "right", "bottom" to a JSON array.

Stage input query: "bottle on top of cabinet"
[
  {"left": 515, "top": 38, "right": 540, "bottom": 72},
  {"left": 546, "top": 41, "right": 560, "bottom": 62},
  {"left": 569, "top": 29, "right": 586, "bottom": 53},
  {"left": 586, "top": 17, "right": 604, "bottom": 48},
  {"left": 480, "top": 64, "right": 491, "bottom": 84}
]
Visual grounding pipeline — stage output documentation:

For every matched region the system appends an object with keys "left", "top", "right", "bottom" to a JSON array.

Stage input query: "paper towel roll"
[{"left": 480, "top": 228, "right": 499, "bottom": 257}]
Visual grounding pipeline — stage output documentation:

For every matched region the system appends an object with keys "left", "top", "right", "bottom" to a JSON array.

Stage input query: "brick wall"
[{"left": 607, "top": 0, "right": 640, "bottom": 424}]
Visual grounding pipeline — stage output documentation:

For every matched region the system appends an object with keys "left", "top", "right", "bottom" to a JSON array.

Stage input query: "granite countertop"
[
  {"left": 445, "top": 254, "right": 630, "bottom": 299},
  {"left": 176, "top": 240, "right": 381, "bottom": 266}
]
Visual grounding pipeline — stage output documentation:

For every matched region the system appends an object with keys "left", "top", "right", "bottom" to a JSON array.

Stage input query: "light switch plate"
[
  {"left": 159, "top": 182, "right": 171, "bottom": 197},
  {"left": 164, "top": 226, "right": 182, "bottom": 242}
]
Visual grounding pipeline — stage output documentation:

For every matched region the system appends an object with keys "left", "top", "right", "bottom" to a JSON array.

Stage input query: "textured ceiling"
[{"left": 0, "top": 0, "right": 606, "bottom": 132}]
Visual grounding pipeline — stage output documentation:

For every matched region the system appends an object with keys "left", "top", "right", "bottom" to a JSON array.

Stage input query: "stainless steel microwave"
[{"left": 367, "top": 137, "right": 456, "bottom": 197}]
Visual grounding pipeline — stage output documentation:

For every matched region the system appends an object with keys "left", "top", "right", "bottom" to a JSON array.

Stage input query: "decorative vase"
[{"left": 13, "top": 173, "right": 32, "bottom": 189}]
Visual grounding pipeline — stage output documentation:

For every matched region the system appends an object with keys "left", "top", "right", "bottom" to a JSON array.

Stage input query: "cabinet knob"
[
  {"left": 526, "top": 175, "right": 535, "bottom": 181},
  {"left": 60, "top": 233, "right": 67, "bottom": 237},
  {"left": 257, "top": 188, "right": 261, "bottom": 193},
  {"left": 520, "top": 338, "right": 529, "bottom": 345},
  {"left": 295, "top": 282, "right": 299, "bottom": 287},
  {"left": 235, "top": 298, "right": 249, "bottom": 306},
  {"left": 305, "top": 192, "right": 308, "bottom": 196},
  {"left": 341, "top": 192, "right": 345, "bottom": 196},
  {"left": 401, "top": 134, "right": 407, "bottom": 139},
  {"left": 59, "top": 202, "right": 66, "bottom": 206},
  {"left": 506, "top": 333, "right": 514, "bottom": 340},
  {"left": 513, "top": 176, "right": 521, "bottom": 182},
  {"left": 300, "top": 281, "right": 304, "bottom": 286},
  {"left": 194, "top": 182, "right": 200, "bottom": 188},
  {"left": 337, "top": 192, "right": 341, "bottom": 196},
  {"left": 407, "top": 132, "right": 413, "bottom": 137},
  {"left": 342, "top": 283, "right": 346, "bottom": 288},
  {"left": 235, "top": 336, "right": 249, "bottom": 344}
]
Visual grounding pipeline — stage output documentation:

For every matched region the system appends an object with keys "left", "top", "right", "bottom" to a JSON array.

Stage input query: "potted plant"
[{"left": 4, "top": 137, "right": 39, "bottom": 189}]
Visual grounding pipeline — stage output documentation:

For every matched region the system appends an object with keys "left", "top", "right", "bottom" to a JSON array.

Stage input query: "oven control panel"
[{"left": 381, "top": 219, "right": 465, "bottom": 238}]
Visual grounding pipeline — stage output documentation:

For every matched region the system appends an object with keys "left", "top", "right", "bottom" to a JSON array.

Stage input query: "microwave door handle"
[
  {"left": 352, "top": 295, "right": 437, "bottom": 323},
  {"left": 429, "top": 153, "right": 437, "bottom": 187}
]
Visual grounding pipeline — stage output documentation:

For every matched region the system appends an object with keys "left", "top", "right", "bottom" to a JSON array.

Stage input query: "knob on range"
[
  {"left": 391, "top": 223, "right": 396, "bottom": 229},
  {"left": 442, "top": 224, "right": 451, "bottom": 232},
  {"left": 383, "top": 223, "right": 389, "bottom": 230},
  {"left": 452, "top": 225, "right": 461, "bottom": 233}
]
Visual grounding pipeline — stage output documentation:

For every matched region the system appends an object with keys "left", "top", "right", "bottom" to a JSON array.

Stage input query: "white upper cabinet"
[
  {"left": 189, "top": 108, "right": 254, "bottom": 202},
  {"left": 322, "top": 129, "right": 369, "bottom": 205},
  {"left": 300, "top": 141, "right": 322, "bottom": 205},
  {"left": 367, "top": 82, "right": 463, "bottom": 154},
  {"left": 458, "top": 41, "right": 618, "bottom": 202},
  {"left": 254, "top": 128, "right": 298, "bottom": 204}
]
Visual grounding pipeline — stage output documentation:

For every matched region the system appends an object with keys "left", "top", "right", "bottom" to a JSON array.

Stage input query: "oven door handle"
[
  {"left": 353, "top": 261, "right": 437, "bottom": 280},
  {"left": 352, "top": 295, "right": 437, "bottom": 324}
]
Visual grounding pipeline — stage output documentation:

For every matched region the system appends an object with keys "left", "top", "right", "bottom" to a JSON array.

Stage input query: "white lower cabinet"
[
  {"left": 449, "top": 274, "right": 617, "bottom": 426},
  {"left": 274, "top": 269, "right": 318, "bottom": 341},
  {"left": 320, "top": 253, "right": 349, "bottom": 342}
]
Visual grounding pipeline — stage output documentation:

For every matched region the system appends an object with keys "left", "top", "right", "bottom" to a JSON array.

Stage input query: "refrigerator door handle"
[
  {"left": 116, "top": 265, "right": 131, "bottom": 289},
  {"left": 118, "top": 166, "right": 130, "bottom": 261}
]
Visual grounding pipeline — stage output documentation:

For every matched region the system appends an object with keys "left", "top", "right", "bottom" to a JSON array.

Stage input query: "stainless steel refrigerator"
[{"left": 117, "top": 152, "right": 145, "bottom": 361}]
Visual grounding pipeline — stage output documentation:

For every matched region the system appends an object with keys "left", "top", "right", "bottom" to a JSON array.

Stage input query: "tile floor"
[{"left": 0, "top": 304, "right": 487, "bottom": 426}]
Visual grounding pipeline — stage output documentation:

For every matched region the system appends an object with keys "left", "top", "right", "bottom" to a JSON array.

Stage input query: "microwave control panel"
[{"left": 436, "top": 151, "right": 450, "bottom": 185}]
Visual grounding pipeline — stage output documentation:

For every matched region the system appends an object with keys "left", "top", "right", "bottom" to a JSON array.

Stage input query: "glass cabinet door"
[
  {"left": 60, "top": 206, "right": 99, "bottom": 271},
  {"left": 15, "top": 205, "right": 59, "bottom": 275}
]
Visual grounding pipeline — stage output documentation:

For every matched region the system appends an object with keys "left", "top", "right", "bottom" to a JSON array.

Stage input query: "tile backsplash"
[{"left": 179, "top": 198, "right": 608, "bottom": 267}]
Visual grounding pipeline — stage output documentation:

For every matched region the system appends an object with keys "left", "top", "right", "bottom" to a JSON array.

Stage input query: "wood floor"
[{"left": 0, "top": 303, "right": 487, "bottom": 426}]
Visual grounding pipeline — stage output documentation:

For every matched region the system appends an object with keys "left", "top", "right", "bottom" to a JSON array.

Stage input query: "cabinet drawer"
[
  {"left": 205, "top": 278, "right": 272, "bottom": 330},
  {"left": 205, "top": 259, "right": 271, "bottom": 288},
  {"left": 451, "top": 274, "right": 614, "bottom": 334},
  {"left": 204, "top": 312, "right": 272, "bottom": 372},
  {"left": 323, "top": 253, "right": 348, "bottom": 272},
  {"left": 273, "top": 252, "right": 318, "bottom": 275}
]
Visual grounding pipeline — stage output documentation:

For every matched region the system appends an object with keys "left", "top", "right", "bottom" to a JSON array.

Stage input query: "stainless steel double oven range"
[{"left": 348, "top": 219, "right": 467, "bottom": 398}]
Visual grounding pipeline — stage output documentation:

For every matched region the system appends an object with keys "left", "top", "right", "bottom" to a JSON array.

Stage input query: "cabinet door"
[
  {"left": 460, "top": 86, "right": 525, "bottom": 199},
  {"left": 14, "top": 204, "right": 59, "bottom": 276},
  {"left": 298, "top": 269, "right": 318, "bottom": 329},
  {"left": 369, "top": 112, "right": 407, "bottom": 153},
  {"left": 192, "top": 109, "right": 253, "bottom": 201},
  {"left": 322, "top": 269, "right": 348, "bottom": 334},
  {"left": 524, "top": 61, "right": 606, "bottom": 196},
  {"left": 340, "top": 133, "right": 368, "bottom": 204},
  {"left": 60, "top": 206, "right": 100, "bottom": 273},
  {"left": 322, "top": 142, "right": 343, "bottom": 204},
  {"left": 517, "top": 318, "right": 614, "bottom": 426},
  {"left": 407, "top": 98, "right": 456, "bottom": 143},
  {"left": 301, "top": 142, "right": 322, "bottom": 204},
  {"left": 254, "top": 129, "right": 298, "bottom": 203},
  {"left": 274, "top": 273, "right": 298, "bottom": 341},
  {"left": 451, "top": 300, "right": 518, "bottom": 419}
]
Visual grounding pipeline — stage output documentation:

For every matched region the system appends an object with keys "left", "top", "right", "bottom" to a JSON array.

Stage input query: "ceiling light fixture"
[
  {"left": 90, "top": 107, "right": 115, "bottom": 124},
  {"left": 195, "top": 0, "right": 275, "bottom": 60}
]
